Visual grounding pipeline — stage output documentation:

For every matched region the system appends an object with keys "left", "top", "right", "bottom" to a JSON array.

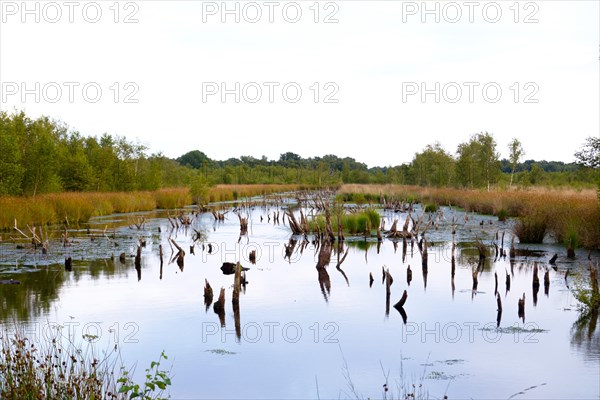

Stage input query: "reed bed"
[
  {"left": 338, "top": 184, "right": 600, "bottom": 249},
  {"left": 0, "top": 185, "right": 321, "bottom": 230},
  {"left": 207, "top": 184, "right": 318, "bottom": 202},
  {"left": 0, "top": 188, "right": 191, "bottom": 230}
]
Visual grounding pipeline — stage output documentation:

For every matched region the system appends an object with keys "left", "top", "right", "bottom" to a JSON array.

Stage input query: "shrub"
[
  {"left": 514, "top": 214, "right": 548, "bottom": 243},
  {"left": 424, "top": 204, "right": 438, "bottom": 213},
  {"left": 496, "top": 208, "right": 508, "bottom": 222}
]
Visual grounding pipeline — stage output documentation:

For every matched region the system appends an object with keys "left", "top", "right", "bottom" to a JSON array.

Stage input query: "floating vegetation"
[
  {"left": 426, "top": 371, "right": 456, "bottom": 380},
  {"left": 205, "top": 349, "right": 237, "bottom": 355},
  {"left": 480, "top": 326, "right": 548, "bottom": 334}
]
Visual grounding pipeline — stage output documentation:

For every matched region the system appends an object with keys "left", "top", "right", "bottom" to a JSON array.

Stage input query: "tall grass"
[
  {"left": 0, "top": 185, "right": 323, "bottom": 230},
  {"left": 309, "top": 209, "right": 381, "bottom": 235},
  {"left": 206, "top": 184, "right": 318, "bottom": 203},
  {"left": 338, "top": 184, "right": 600, "bottom": 249},
  {"left": 0, "top": 188, "right": 191, "bottom": 230}
]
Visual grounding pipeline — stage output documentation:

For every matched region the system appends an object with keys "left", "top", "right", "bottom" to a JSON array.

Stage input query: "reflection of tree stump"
[
  {"left": 213, "top": 288, "right": 226, "bottom": 326},
  {"left": 385, "top": 269, "right": 393, "bottom": 316},
  {"left": 135, "top": 246, "right": 141, "bottom": 269},
  {"left": 518, "top": 293, "right": 525, "bottom": 322},
  {"left": 533, "top": 264, "right": 540, "bottom": 287},
  {"left": 65, "top": 257, "right": 72, "bottom": 272},
  {"left": 494, "top": 272, "right": 498, "bottom": 295},
  {"left": 316, "top": 241, "right": 332, "bottom": 301},
  {"left": 394, "top": 290, "right": 408, "bottom": 308},
  {"left": 496, "top": 293, "right": 503, "bottom": 327},
  {"left": 204, "top": 279, "right": 214, "bottom": 311},
  {"left": 233, "top": 301, "right": 241, "bottom": 342}
]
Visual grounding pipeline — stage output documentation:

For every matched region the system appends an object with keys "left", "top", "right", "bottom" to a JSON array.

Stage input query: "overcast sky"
[{"left": 1, "top": 1, "right": 598, "bottom": 167}]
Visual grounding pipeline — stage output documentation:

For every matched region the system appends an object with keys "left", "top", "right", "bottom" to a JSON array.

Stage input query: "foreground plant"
[
  {"left": 0, "top": 329, "right": 172, "bottom": 400},
  {"left": 117, "top": 351, "right": 171, "bottom": 400}
]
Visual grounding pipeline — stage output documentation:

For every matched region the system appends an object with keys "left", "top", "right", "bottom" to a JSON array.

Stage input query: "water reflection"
[
  {"left": 571, "top": 310, "right": 600, "bottom": 362},
  {"left": 0, "top": 258, "right": 129, "bottom": 321},
  {"left": 316, "top": 240, "right": 332, "bottom": 302}
]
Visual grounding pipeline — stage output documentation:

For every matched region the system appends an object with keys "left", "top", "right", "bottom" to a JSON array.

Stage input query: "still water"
[{"left": 1, "top": 200, "right": 599, "bottom": 399}]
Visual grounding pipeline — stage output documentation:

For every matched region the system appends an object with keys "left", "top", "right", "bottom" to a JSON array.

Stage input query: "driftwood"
[
  {"left": 129, "top": 217, "right": 145, "bottom": 230},
  {"left": 286, "top": 210, "right": 304, "bottom": 235},
  {"left": 212, "top": 210, "right": 227, "bottom": 221},
  {"left": 235, "top": 212, "right": 248, "bottom": 236},
  {"left": 233, "top": 262, "right": 242, "bottom": 304},
  {"left": 170, "top": 238, "right": 185, "bottom": 270},
  {"left": 13, "top": 220, "right": 49, "bottom": 254}
]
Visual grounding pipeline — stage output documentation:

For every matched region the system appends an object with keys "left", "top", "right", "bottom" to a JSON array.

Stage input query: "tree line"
[{"left": 0, "top": 111, "right": 597, "bottom": 196}]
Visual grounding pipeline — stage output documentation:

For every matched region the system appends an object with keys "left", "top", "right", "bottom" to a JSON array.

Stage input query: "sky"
[{"left": 0, "top": 0, "right": 598, "bottom": 168}]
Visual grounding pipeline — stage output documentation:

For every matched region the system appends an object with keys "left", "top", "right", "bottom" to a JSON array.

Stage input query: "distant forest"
[{"left": 0, "top": 110, "right": 598, "bottom": 196}]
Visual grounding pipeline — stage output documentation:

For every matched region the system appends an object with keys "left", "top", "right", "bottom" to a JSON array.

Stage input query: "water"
[{"left": 1, "top": 201, "right": 599, "bottom": 399}]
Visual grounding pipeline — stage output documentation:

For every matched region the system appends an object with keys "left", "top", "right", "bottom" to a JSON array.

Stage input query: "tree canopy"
[{"left": 0, "top": 110, "right": 597, "bottom": 196}]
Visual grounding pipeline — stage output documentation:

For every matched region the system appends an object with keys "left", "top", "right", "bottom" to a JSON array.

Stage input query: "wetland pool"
[{"left": 1, "top": 199, "right": 599, "bottom": 399}]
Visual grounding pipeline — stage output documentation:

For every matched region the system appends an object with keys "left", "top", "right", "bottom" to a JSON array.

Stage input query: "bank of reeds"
[
  {"left": 207, "top": 184, "right": 319, "bottom": 203},
  {"left": 338, "top": 184, "right": 600, "bottom": 249},
  {"left": 0, "top": 188, "right": 191, "bottom": 230},
  {"left": 0, "top": 185, "right": 325, "bottom": 230}
]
